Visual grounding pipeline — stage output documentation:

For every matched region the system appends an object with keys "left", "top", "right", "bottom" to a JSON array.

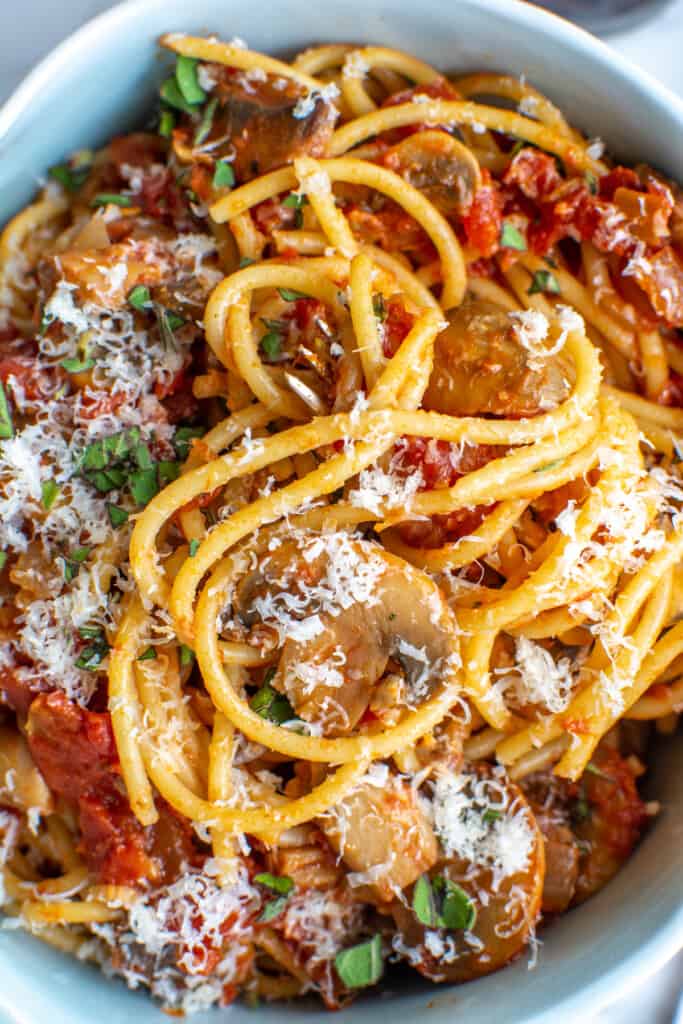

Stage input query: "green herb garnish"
[
  {"left": 528, "top": 269, "right": 561, "bottom": 296},
  {"left": 0, "top": 381, "right": 14, "bottom": 439},
  {"left": 129, "top": 467, "right": 158, "bottom": 507},
  {"left": 106, "top": 502, "right": 129, "bottom": 529},
  {"left": 0, "top": 552, "right": 7, "bottom": 571},
  {"left": 483, "top": 808, "right": 503, "bottom": 824},
  {"left": 585, "top": 171, "right": 598, "bottom": 195},
  {"left": 155, "top": 304, "right": 184, "bottom": 350},
  {"left": 180, "top": 644, "right": 195, "bottom": 667},
  {"left": 372, "top": 294, "right": 387, "bottom": 323},
  {"left": 250, "top": 683, "right": 295, "bottom": 725},
  {"left": 213, "top": 160, "right": 236, "bottom": 189},
  {"left": 41, "top": 479, "right": 60, "bottom": 511},
  {"left": 412, "top": 874, "right": 437, "bottom": 927},
  {"left": 534, "top": 458, "right": 563, "bottom": 474},
  {"left": 412, "top": 875, "right": 476, "bottom": 931},
  {"left": 75, "top": 637, "right": 109, "bottom": 671},
  {"left": 91, "top": 193, "right": 133, "bottom": 209},
  {"left": 48, "top": 153, "right": 92, "bottom": 192},
  {"left": 176, "top": 55, "right": 207, "bottom": 105},
  {"left": 159, "top": 109, "right": 176, "bottom": 138},
  {"left": 128, "top": 285, "right": 152, "bottom": 311},
  {"left": 79, "top": 625, "right": 105, "bottom": 640},
  {"left": 61, "top": 356, "right": 95, "bottom": 374},
  {"left": 278, "top": 287, "right": 308, "bottom": 302},
  {"left": 239, "top": 256, "right": 255, "bottom": 268},
  {"left": 194, "top": 96, "right": 218, "bottom": 146},
  {"left": 188, "top": 538, "right": 200, "bottom": 557},
  {"left": 334, "top": 935, "right": 383, "bottom": 990},
  {"left": 138, "top": 647, "right": 157, "bottom": 662},
  {"left": 173, "top": 424, "right": 206, "bottom": 461},
  {"left": 260, "top": 330, "right": 282, "bottom": 359},
  {"left": 500, "top": 222, "right": 527, "bottom": 251},
  {"left": 254, "top": 872, "right": 294, "bottom": 895}
]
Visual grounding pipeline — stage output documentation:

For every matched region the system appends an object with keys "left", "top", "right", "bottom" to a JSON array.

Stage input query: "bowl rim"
[{"left": 0, "top": 0, "right": 682, "bottom": 1021}]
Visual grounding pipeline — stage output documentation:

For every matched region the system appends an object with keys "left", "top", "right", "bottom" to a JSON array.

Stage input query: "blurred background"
[{"left": 0, "top": 0, "right": 681, "bottom": 1020}]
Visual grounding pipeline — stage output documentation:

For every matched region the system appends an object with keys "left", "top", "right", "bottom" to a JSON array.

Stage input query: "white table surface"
[{"left": 0, "top": 0, "right": 681, "bottom": 1020}]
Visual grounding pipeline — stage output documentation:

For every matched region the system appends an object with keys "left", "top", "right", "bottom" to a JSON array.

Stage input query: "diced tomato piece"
[
  {"left": 598, "top": 167, "right": 642, "bottom": 202},
  {"left": 79, "top": 788, "right": 157, "bottom": 886},
  {"left": 462, "top": 169, "right": 504, "bottom": 258},
  {"left": 627, "top": 245, "right": 683, "bottom": 326},
  {"left": 503, "top": 148, "right": 562, "bottom": 202},
  {"left": 252, "top": 196, "right": 296, "bottom": 234},
  {"left": 382, "top": 297, "right": 415, "bottom": 358},
  {"left": 613, "top": 186, "right": 672, "bottom": 246}
]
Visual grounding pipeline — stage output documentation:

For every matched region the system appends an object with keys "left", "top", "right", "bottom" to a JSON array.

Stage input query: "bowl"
[{"left": 1, "top": 0, "right": 683, "bottom": 1021}]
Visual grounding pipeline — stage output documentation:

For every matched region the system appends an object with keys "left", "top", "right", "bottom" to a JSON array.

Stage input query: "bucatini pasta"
[{"left": 1, "top": 32, "right": 682, "bottom": 1013}]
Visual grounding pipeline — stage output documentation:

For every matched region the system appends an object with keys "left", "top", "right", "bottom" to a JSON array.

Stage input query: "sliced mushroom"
[
  {"left": 392, "top": 765, "right": 545, "bottom": 983},
  {"left": 234, "top": 532, "right": 459, "bottom": 735},
  {"left": 383, "top": 130, "right": 482, "bottom": 216},
  {"left": 423, "top": 297, "right": 572, "bottom": 418},
  {"left": 320, "top": 769, "right": 438, "bottom": 904}
]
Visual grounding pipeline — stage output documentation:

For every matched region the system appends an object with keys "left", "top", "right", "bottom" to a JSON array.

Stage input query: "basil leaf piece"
[
  {"left": 412, "top": 874, "right": 437, "bottom": 927},
  {"left": 60, "top": 356, "right": 95, "bottom": 373},
  {"left": 254, "top": 872, "right": 294, "bottom": 895},
  {"left": 188, "top": 539, "right": 200, "bottom": 557},
  {"left": 173, "top": 424, "right": 206, "bottom": 461},
  {"left": 433, "top": 877, "right": 477, "bottom": 931},
  {"left": 195, "top": 97, "right": 218, "bottom": 146},
  {"left": 106, "top": 502, "right": 129, "bottom": 529},
  {"left": 239, "top": 256, "right": 255, "bottom": 268},
  {"left": 75, "top": 641, "right": 109, "bottom": 671},
  {"left": 250, "top": 683, "right": 295, "bottom": 725},
  {"left": 258, "top": 895, "right": 290, "bottom": 923},
  {"left": 260, "top": 332, "right": 282, "bottom": 359},
  {"left": 158, "top": 460, "right": 181, "bottom": 486},
  {"left": 372, "top": 294, "right": 387, "bottom": 322},
  {"left": 0, "top": 552, "right": 6, "bottom": 571},
  {"left": 79, "top": 625, "right": 104, "bottom": 640},
  {"left": 159, "top": 109, "right": 176, "bottom": 139},
  {"left": 48, "top": 157, "right": 91, "bottom": 192},
  {"left": 500, "top": 222, "right": 527, "bottom": 251},
  {"left": 528, "top": 269, "right": 560, "bottom": 296},
  {"left": 0, "top": 381, "right": 14, "bottom": 439},
  {"left": 41, "top": 479, "right": 60, "bottom": 511},
  {"left": 278, "top": 288, "right": 308, "bottom": 302},
  {"left": 138, "top": 647, "right": 157, "bottom": 662},
  {"left": 155, "top": 304, "right": 183, "bottom": 350},
  {"left": 282, "top": 193, "right": 308, "bottom": 209},
  {"left": 159, "top": 77, "right": 198, "bottom": 115},
  {"left": 133, "top": 443, "right": 153, "bottom": 470},
  {"left": 585, "top": 171, "right": 598, "bottom": 195},
  {"left": 91, "top": 193, "right": 133, "bottom": 209},
  {"left": 334, "top": 935, "right": 383, "bottom": 989},
  {"left": 176, "top": 55, "right": 207, "bottom": 105},
  {"left": 213, "top": 160, "right": 235, "bottom": 189},
  {"left": 128, "top": 285, "right": 151, "bottom": 311},
  {"left": 483, "top": 808, "right": 502, "bottom": 823},
  {"left": 129, "top": 467, "right": 159, "bottom": 507},
  {"left": 533, "top": 458, "right": 562, "bottom": 474},
  {"left": 180, "top": 644, "right": 195, "bottom": 667}
]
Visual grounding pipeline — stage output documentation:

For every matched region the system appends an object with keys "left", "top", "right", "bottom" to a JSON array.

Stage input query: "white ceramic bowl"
[{"left": 0, "top": 1, "right": 682, "bottom": 1021}]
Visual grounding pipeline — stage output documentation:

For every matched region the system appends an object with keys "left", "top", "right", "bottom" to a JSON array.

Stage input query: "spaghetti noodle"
[{"left": 1, "top": 33, "right": 682, "bottom": 1013}]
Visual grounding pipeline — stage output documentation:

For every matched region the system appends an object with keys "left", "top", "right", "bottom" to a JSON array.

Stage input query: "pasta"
[{"left": 1, "top": 32, "right": 682, "bottom": 1013}]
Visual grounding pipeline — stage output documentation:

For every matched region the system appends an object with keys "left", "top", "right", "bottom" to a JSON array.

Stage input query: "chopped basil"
[
  {"left": 500, "top": 222, "right": 527, "bottom": 251},
  {"left": 75, "top": 638, "right": 109, "bottom": 671},
  {"left": 79, "top": 625, "right": 105, "bottom": 640},
  {"left": 412, "top": 874, "right": 437, "bottom": 927},
  {"left": 159, "top": 77, "right": 198, "bottom": 116},
  {"left": 282, "top": 193, "right": 308, "bottom": 209},
  {"left": 412, "top": 875, "right": 476, "bottom": 932},
  {"left": 62, "top": 546, "right": 90, "bottom": 583},
  {"left": 584, "top": 762, "right": 615, "bottom": 783},
  {"left": 159, "top": 109, "right": 176, "bottom": 138},
  {"left": 129, "top": 467, "right": 159, "bottom": 507},
  {"left": 106, "top": 502, "right": 129, "bottom": 529},
  {"left": 483, "top": 807, "right": 502, "bottom": 824},
  {"left": 239, "top": 256, "right": 255, "bottom": 268},
  {"left": 173, "top": 424, "right": 206, "bottom": 461},
  {"left": 254, "top": 872, "right": 294, "bottom": 895},
  {"left": 176, "top": 55, "right": 207, "bottom": 105},
  {"left": 128, "top": 284, "right": 152, "bottom": 311},
  {"left": 188, "top": 538, "right": 200, "bottom": 557},
  {"left": 40, "top": 479, "right": 60, "bottom": 511},
  {"left": 180, "top": 644, "right": 195, "bottom": 667},
  {"left": 91, "top": 193, "right": 133, "bottom": 209},
  {"left": 60, "top": 356, "right": 95, "bottom": 373},
  {"left": 158, "top": 460, "right": 181, "bottom": 486},
  {"left": 372, "top": 294, "right": 387, "bottom": 323},
  {"left": 48, "top": 153, "right": 92, "bottom": 192},
  {"left": 250, "top": 682, "right": 295, "bottom": 725},
  {"left": 260, "top": 331, "right": 282, "bottom": 359},
  {"left": 194, "top": 96, "right": 218, "bottom": 146},
  {"left": 585, "top": 171, "right": 598, "bottom": 195},
  {"left": 79, "top": 428, "right": 140, "bottom": 473},
  {"left": 334, "top": 935, "right": 383, "bottom": 989},
  {"left": 0, "top": 381, "right": 14, "bottom": 439},
  {"left": 510, "top": 139, "right": 526, "bottom": 158},
  {"left": 138, "top": 647, "right": 157, "bottom": 662},
  {"left": 528, "top": 269, "right": 560, "bottom": 296},
  {"left": 133, "top": 443, "right": 154, "bottom": 470},
  {"left": 213, "top": 160, "right": 236, "bottom": 189},
  {"left": 433, "top": 877, "right": 477, "bottom": 931},
  {"left": 258, "top": 896, "right": 290, "bottom": 922},
  {"left": 0, "top": 552, "right": 7, "bottom": 571},
  {"left": 278, "top": 287, "right": 308, "bottom": 302}
]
